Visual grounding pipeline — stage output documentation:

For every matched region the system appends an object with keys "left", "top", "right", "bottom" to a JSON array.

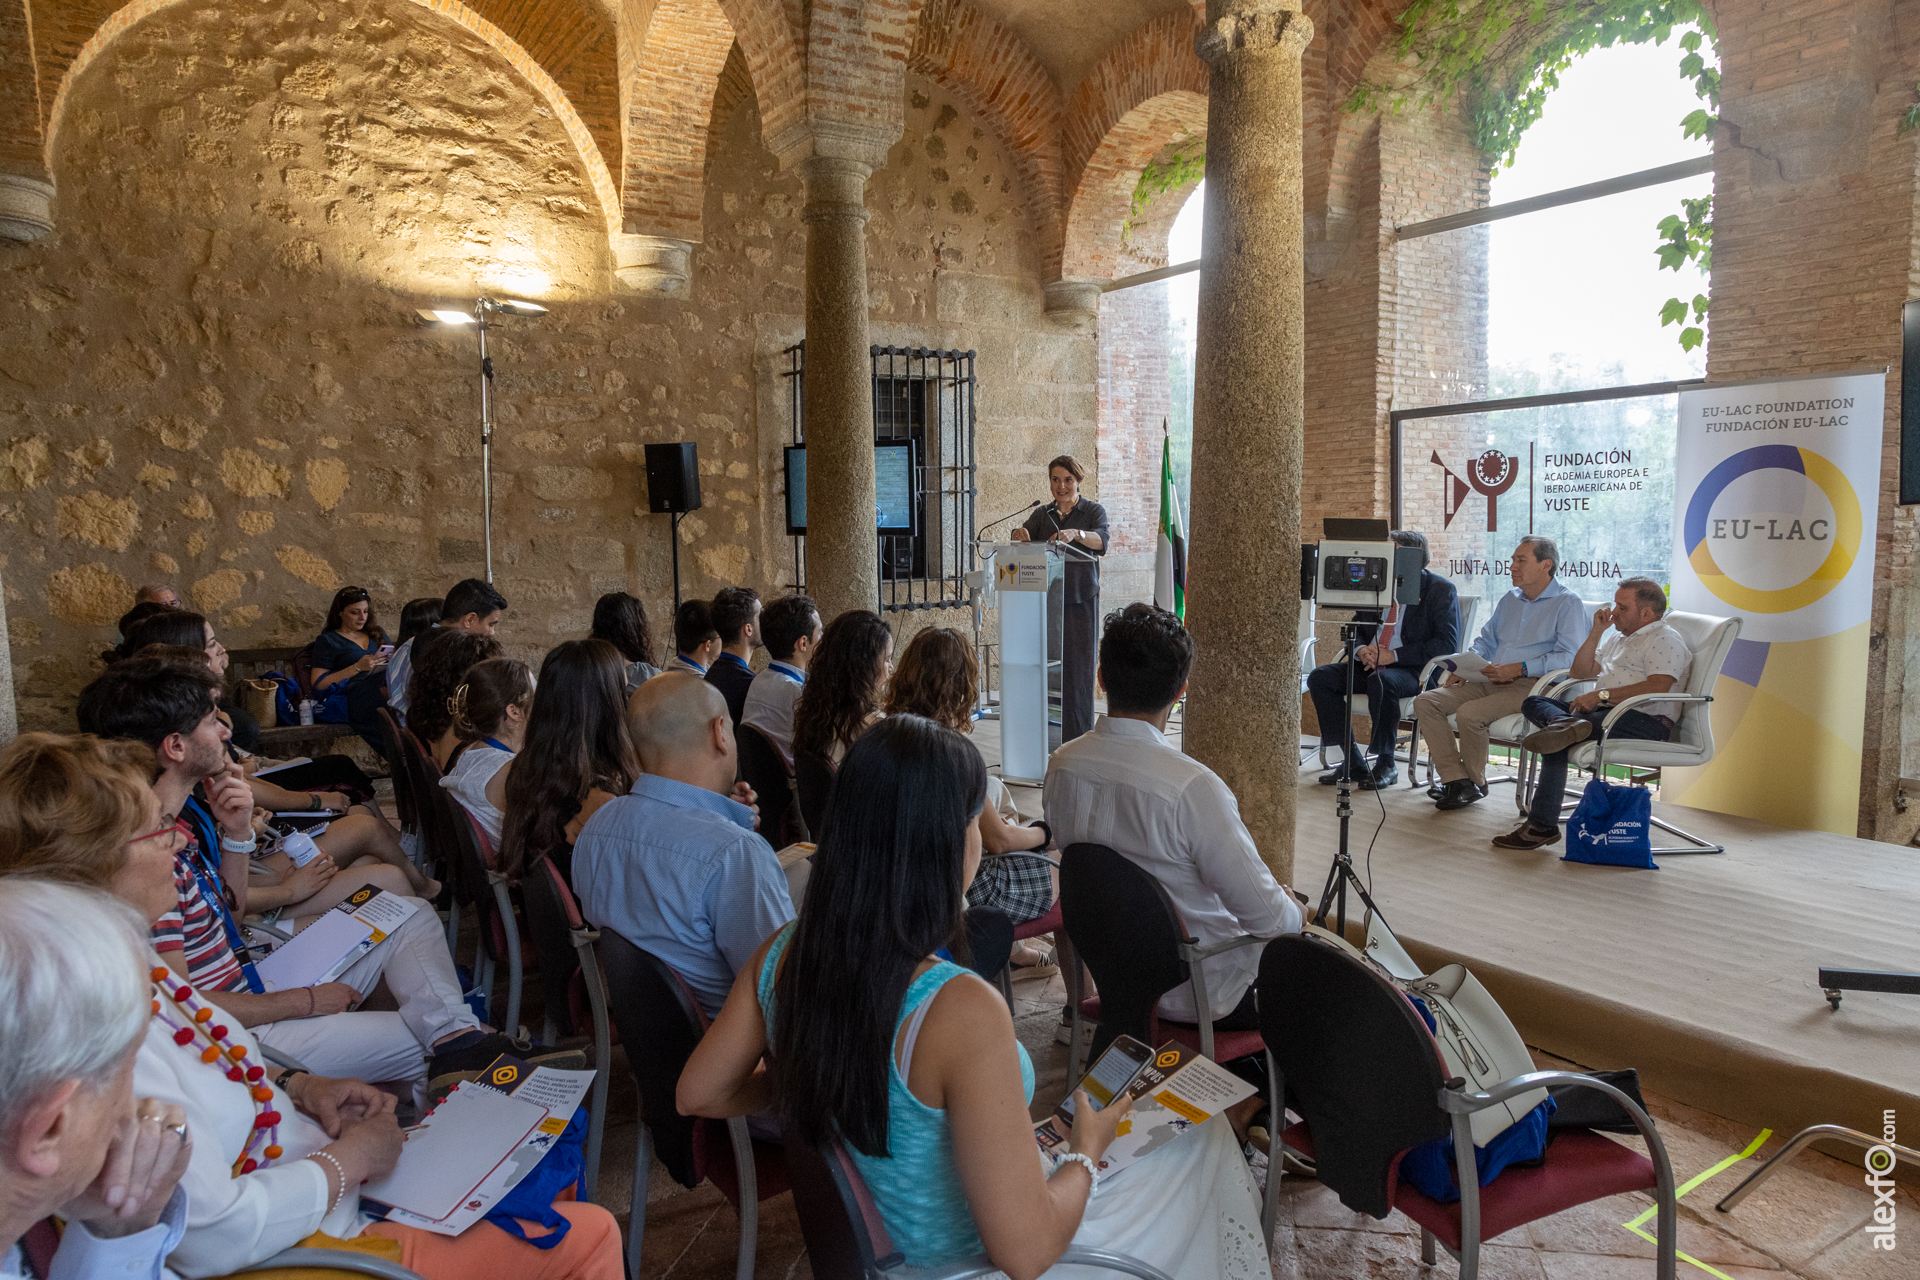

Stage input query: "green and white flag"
[{"left": 1154, "top": 427, "right": 1186, "bottom": 618}]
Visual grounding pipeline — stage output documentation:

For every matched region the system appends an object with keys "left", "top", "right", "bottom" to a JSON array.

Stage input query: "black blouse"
[{"left": 1019, "top": 497, "right": 1110, "bottom": 605}]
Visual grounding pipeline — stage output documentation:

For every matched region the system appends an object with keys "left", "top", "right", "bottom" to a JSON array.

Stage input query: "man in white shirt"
[
  {"left": 740, "top": 593, "right": 820, "bottom": 763},
  {"left": 387, "top": 578, "right": 507, "bottom": 721},
  {"left": 1493, "top": 577, "right": 1693, "bottom": 849},
  {"left": 1044, "top": 603, "right": 1304, "bottom": 1045}
]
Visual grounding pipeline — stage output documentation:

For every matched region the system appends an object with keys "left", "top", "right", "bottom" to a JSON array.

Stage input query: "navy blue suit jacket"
[{"left": 1353, "top": 569, "right": 1459, "bottom": 673}]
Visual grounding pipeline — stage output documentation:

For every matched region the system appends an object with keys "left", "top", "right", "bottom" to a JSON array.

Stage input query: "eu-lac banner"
[{"left": 1664, "top": 370, "right": 1884, "bottom": 834}]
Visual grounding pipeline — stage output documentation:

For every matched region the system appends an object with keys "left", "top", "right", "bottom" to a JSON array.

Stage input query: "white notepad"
[
  {"left": 251, "top": 887, "right": 420, "bottom": 991},
  {"left": 360, "top": 1085, "right": 549, "bottom": 1221}
]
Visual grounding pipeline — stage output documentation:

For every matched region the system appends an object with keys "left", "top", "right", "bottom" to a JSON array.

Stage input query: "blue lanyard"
[
  {"left": 482, "top": 737, "right": 516, "bottom": 755},
  {"left": 678, "top": 656, "right": 708, "bottom": 676},
  {"left": 768, "top": 661, "right": 806, "bottom": 686},
  {"left": 181, "top": 800, "right": 264, "bottom": 994}
]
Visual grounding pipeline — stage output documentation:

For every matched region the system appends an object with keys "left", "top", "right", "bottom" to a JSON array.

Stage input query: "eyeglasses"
[{"left": 128, "top": 823, "right": 186, "bottom": 850}]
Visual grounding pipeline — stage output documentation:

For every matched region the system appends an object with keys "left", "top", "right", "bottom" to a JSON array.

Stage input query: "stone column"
[
  {"left": 800, "top": 152, "right": 879, "bottom": 623},
  {"left": 612, "top": 233, "right": 695, "bottom": 297},
  {"left": 0, "top": 173, "right": 53, "bottom": 243},
  {"left": 1184, "top": 0, "right": 1312, "bottom": 883}
]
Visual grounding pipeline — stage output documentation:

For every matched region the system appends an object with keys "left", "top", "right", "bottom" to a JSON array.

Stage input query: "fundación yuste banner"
[{"left": 1663, "top": 369, "right": 1884, "bottom": 834}]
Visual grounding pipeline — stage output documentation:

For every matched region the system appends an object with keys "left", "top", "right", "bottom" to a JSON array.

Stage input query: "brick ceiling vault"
[{"left": 620, "top": 0, "right": 737, "bottom": 240}]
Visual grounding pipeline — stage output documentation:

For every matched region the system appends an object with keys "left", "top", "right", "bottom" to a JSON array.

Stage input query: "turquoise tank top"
[{"left": 757, "top": 923, "right": 1035, "bottom": 1267}]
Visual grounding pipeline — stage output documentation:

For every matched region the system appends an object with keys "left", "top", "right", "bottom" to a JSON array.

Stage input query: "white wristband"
[
  {"left": 220, "top": 834, "right": 259, "bottom": 854},
  {"left": 1052, "top": 1151, "right": 1099, "bottom": 1192}
]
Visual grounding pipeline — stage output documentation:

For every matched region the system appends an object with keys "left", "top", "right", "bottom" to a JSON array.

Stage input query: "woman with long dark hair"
[
  {"left": 395, "top": 597, "right": 444, "bottom": 647},
  {"left": 406, "top": 631, "right": 504, "bottom": 769},
  {"left": 589, "top": 591, "right": 661, "bottom": 695},
  {"left": 440, "top": 657, "right": 536, "bottom": 847},
  {"left": 310, "top": 586, "right": 393, "bottom": 750},
  {"left": 790, "top": 609, "right": 893, "bottom": 764},
  {"left": 496, "top": 639, "right": 640, "bottom": 883},
  {"left": 679, "top": 716, "right": 1268, "bottom": 1278}
]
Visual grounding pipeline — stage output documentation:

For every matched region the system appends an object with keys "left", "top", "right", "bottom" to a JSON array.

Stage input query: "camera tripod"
[{"left": 1313, "top": 621, "right": 1389, "bottom": 940}]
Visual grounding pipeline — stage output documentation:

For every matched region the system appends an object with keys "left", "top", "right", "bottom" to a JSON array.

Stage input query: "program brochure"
[
  {"left": 251, "top": 885, "right": 421, "bottom": 991},
  {"left": 1034, "top": 1036, "right": 1256, "bottom": 1182}
]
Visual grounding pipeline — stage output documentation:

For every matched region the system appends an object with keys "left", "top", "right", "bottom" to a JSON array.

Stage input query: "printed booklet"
[{"left": 1033, "top": 1036, "right": 1256, "bottom": 1182}]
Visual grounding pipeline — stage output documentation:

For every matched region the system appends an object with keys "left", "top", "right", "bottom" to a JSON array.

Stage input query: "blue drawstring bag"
[
  {"left": 1563, "top": 778, "right": 1659, "bottom": 869},
  {"left": 266, "top": 672, "right": 349, "bottom": 726},
  {"left": 1400, "top": 1096, "right": 1557, "bottom": 1203},
  {"left": 486, "top": 1106, "right": 589, "bottom": 1248}
]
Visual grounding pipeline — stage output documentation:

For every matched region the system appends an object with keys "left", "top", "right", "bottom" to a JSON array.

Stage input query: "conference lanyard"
[
  {"left": 482, "top": 737, "right": 517, "bottom": 755},
  {"left": 769, "top": 661, "right": 806, "bottom": 686},
  {"left": 677, "top": 656, "right": 708, "bottom": 676},
  {"left": 181, "top": 799, "right": 265, "bottom": 994}
]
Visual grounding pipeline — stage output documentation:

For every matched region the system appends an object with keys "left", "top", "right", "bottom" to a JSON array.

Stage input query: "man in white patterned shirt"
[{"left": 1493, "top": 577, "right": 1693, "bottom": 849}]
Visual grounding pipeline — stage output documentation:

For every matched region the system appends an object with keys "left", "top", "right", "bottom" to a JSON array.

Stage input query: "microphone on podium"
[{"left": 977, "top": 500, "right": 1041, "bottom": 540}]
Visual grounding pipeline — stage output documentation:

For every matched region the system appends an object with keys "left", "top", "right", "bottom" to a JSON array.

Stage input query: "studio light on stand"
[{"left": 416, "top": 296, "right": 549, "bottom": 582}]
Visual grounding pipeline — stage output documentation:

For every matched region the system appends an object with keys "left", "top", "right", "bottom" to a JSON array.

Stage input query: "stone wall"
[{"left": 0, "top": 0, "right": 1090, "bottom": 729}]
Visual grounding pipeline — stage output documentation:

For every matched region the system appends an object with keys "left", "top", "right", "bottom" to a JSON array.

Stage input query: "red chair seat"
[
  {"left": 697, "top": 1123, "right": 790, "bottom": 1207},
  {"left": 1394, "top": 1129, "right": 1658, "bottom": 1249},
  {"left": 1015, "top": 899, "right": 1062, "bottom": 942},
  {"left": 1074, "top": 995, "right": 1267, "bottom": 1063}
]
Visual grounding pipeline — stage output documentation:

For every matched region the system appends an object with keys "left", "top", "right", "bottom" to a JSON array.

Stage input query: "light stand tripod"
[{"left": 1313, "top": 621, "right": 1388, "bottom": 940}]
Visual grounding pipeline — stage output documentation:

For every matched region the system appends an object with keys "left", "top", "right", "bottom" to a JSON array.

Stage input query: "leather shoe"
[
  {"left": 1318, "top": 762, "right": 1363, "bottom": 785},
  {"left": 1433, "top": 779, "right": 1488, "bottom": 811},
  {"left": 1492, "top": 822, "right": 1563, "bottom": 849},
  {"left": 1426, "top": 780, "right": 1446, "bottom": 800},
  {"left": 1523, "top": 716, "right": 1594, "bottom": 755},
  {"left": 1358, "top": 762, "right": 1398, "bottom": 790}
]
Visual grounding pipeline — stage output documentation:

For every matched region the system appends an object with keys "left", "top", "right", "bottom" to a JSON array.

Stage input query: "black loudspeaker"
[
  {"left": 1903, "top": 301, "right": 1920, "bottom": 505},
  {"left": 645, "top": 442, "right": 702, "bottom": 514},
  {"left": 1300, "top": 543, "right": 1318, "bottom": 601}
]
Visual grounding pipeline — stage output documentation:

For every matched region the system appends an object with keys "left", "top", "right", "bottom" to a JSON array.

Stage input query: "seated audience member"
[
  {"left": 669, "top": 599, "right": 721, "bottom": 676},
  {"left": 310, "top": 586, "right": 395, "bottom": 752},
  {"left": 497, "top": 639, "right": 641, "bottom": 884},
  {"left": 98, "top": 645, "right": 432, "bottom": 909},
  {"left": 109, "top": 600, "right": 176, "bottom": 652},
  {"left": 1413, "top": 536, "right": 1587, "bottom": 812},
  {"left": 66, "top": 671, "right": 509, "bottom": 1088},
  {"left": 1493, "top": 578, "right": 1692, "bottom": 850},
  {"left": 680, "top": 715, "right": 1270, "bottom": 1280},
  {"left": 573, "top": 673, "right": 794, "bottom": 1017},
  {"left": 885, "top": 628, "right": 1055, "bottom": 958},
  {"left": 134, "top": 584, "right": 181, "bottom": 608},
  {"left": 740, "top": 593, "right": 820, "bottom": 763},
  {"left": 590, "top": 591, "right": 661, "bottom": 695},
  {"left": 121, "top": 612, "right": 376, "bottom": 807},
  {"left": 382, "top": 596, "right": 444, "bottom": 722},
  {"left": 705, "top": 586, "right": 762, "bottom": 724},
  {"left": 0, "top": 753, "right": 621, "bottom": 1279},
  {"left": 439, "top": 658, "right": 535, "bottom": 848},
  {"left": 0, "top": 880, "right": 192, "bottom": 1280},
  {"left": 407, "top": 631, "right": 506, "bottom": 769},
  {"left": 790, "top": 609, "right": 894, "bottom": 766},
  {"left": 1306, "top": 529, "right": 1459, "bottom": 789},
  {"left": 387, "top": 579, "right": 506, "bottom": 722},
  {"left": 1045, "top": 604, "right": 1304, "bottom": 1048}
]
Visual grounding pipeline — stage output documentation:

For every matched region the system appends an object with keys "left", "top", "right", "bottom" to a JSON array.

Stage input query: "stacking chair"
[
  {"left": 793, "top": 746, "right": 837, "bottom": 843},
  {"left": 1492, "top": 611, "right": 1741, "bottom": 852},
  {"left": 1318, "top": 596, "right": 1479, "bottom": 779},
  {"left": 518, "top": 854, "right": 612, "bottom": 1201},
  {"left": 233, "top": 1248, "right": 426, "bottom": 1280},
  {"left": 784, "top": 1129, "right": 1176, "bottom": 1280},
  {"left": 598, "top": 931, "right": 787, "bottom": 1280},
  {"left": 1254, "top": 933, "right": 1677, "bottom": 1274},
  {"left": 391, "top": 726, "right": 459, "bottom": 954},
  {"left": 737, "top": 722, "right": 807, "bottom": 844},
  {"left": 431, "top": 781, "right": 523, "bottom": 1033},
  {"left": 374, "top": 707, "right": 420, "bottom": 840},
  {"left": 986, "top": 852, "right": 1066, "bottom": 1007}
]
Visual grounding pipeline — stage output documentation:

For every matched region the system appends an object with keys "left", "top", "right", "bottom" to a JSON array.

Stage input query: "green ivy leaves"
[
  {"left": 1656, "top": 194, "right": 1712, "bottom": 351},
  {"left": 1123, "top": 135, "right": 1206, "bottom": 246}
]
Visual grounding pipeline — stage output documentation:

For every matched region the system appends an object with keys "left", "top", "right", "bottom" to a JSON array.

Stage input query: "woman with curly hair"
[
  {"left": 790, "top": 610, "right": 893, "bottom": 765},
  {"left": 440, "top": 657, "right": 536, "bottom": 847},
  {"left": 406, "top": 631, "right": 504, "bottom": 769}
]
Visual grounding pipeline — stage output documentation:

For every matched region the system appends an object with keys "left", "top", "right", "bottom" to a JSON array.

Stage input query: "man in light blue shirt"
[
  {"left": 572, "top": 672, "right": 795, "bottom": 1016},
  {"left": 1412, "top": 536, "right": 1588, "bottom": 811}
]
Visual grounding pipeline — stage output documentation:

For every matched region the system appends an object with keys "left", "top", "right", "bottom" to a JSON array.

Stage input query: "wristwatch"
[{"left": 1597, "top": 689, "right": 1611, "bottom": 706}]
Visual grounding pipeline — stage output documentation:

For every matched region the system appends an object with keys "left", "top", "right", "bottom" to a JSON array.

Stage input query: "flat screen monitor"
[{"left": 782, "top": 442, "right": 918, "bottom": 535}]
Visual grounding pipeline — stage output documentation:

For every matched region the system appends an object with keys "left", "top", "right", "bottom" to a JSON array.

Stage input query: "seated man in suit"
[
  {"left": 1412, "top": 536, "right": 1589, "bottom": 812},
  {"left": 1493, "top": 578, "right": 1692, "bottom": 849},
  {"left": 1306, "top": 529, "right": 1458, "bottom": 789}
]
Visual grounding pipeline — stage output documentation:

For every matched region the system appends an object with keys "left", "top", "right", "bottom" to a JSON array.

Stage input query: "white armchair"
[{"left": 1504, "top": 611, "right": 1742, "bottom": 854}]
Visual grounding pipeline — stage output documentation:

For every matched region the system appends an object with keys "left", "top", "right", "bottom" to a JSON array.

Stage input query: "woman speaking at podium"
[{"left": 1010, "top": 454, "right": 1109, "bottom": 742}]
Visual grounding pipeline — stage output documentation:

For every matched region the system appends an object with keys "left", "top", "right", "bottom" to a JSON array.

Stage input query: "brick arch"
[
  {"left": 708, "top": 0, "right": 806, "bottom": 163},
  {"left": 798, "top": 0, "right": 925, "bottom": 164},
  {"left": 1057, "top": 7, "right": 1208, "bottom": 282},
  {"left": 42, "top": 0, "right": 623, "bottom": 237},
  {"left": 908, "top": 0, "right": 1065, "bottom": 243},
  {"left": 620, "top": 0, "right": 737, "bottom": 239}
]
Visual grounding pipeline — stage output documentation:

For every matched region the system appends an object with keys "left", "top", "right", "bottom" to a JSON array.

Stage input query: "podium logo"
[
  {"left": 1682, "top": 445, "right": 1861, "bottom": 613},
  {"left": 1432, "top": 449, "right": 1521, "bottom": 532}
]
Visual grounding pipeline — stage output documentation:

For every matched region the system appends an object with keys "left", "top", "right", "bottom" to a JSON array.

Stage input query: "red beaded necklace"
[{"left": 150, "top": 968, "right": 283, "bottom": 1175}]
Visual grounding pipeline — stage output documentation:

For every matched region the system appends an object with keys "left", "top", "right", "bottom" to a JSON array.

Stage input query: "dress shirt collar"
[
  {"left": 673, "top": 654, "right": 708, "bottom": 676},
  {"left": 629, "top": 771, "right": 754, "bottom": 831},
  {"left": 1091, "top": 713, "right": 1170, "bottom": 746},
  {"left": 768, "top": 660, "right": 806, "bottom": 684},
  {"left": 1508, "top": 576, "right": 1573, "bottom": 606}
]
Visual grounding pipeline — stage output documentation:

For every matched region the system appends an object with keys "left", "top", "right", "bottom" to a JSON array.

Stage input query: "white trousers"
[{"left": 254, "top": 899, "right": 478, "bottom": 1084}]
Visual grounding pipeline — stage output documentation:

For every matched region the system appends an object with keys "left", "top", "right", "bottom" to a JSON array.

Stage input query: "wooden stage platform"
[{"left": 1291, "top": 765, "right": 1920, "bottom": 1150}]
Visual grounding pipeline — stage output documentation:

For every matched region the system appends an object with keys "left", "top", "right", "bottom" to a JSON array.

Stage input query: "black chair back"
[
  {"left": 597, "top": 930, "right": 709, "bottom": 1188},
  {"left": 782, "top": 1132, "right": 902, "bottom": 1279},
  {"left": 1057, "top": 842, "right": 1190, "bottom": 1060},
  {"left": 374, "top": 707, "right": 418, "bottom": 836},
  {"left": 793, "top": 747, "right": 836, "bottom": 844},
  {"left": 737, "top": 723, "right": 804, "bottom": 844},
  {"left": 520, "top": 852, "right": 584, "bottom": 1038},
  {"left": 1256, "top": 933, "right": 1449, "bottom": 1218}
]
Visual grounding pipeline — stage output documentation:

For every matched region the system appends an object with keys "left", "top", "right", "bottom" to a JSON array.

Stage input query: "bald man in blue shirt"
[{"left": 1412, "top": 536, "right": 1589, "bottom": 811}]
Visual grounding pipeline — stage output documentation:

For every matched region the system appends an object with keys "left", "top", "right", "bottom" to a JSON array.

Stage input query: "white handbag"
[{"left": 1303, "top": 921, "right": 1546, "bottom": 1147}]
